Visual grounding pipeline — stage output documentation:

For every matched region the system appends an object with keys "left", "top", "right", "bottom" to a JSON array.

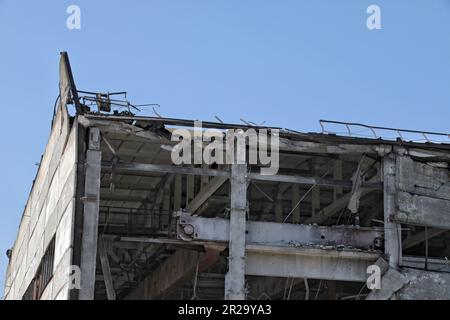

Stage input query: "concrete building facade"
[{"left": 4, "top": 53, "right": 450, "bottom": 300}]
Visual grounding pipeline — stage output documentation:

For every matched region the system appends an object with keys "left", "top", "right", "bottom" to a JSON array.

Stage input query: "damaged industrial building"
[{"left": 3, "top": 53, "right": 450, "bottom": 300}]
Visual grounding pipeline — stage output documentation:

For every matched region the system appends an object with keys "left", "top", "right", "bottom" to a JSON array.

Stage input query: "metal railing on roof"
[{"left": 319, "top": 119, "right": 450, "bottom": 144}]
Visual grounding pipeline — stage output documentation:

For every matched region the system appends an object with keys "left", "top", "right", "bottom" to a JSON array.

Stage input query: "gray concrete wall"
[
  {"left": 395, "top": 156, "right": 450, "bottom": 229},
  {"left": 3, "top": 105, "right": 77, "bottom": 300},
  {"left": 395, "top": 268, "right": 450, "bottom": 300}
]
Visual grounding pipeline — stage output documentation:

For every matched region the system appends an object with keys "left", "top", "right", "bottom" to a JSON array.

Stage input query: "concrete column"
[
  {"left": 383, "top": 154, "right": 402, "bottom": 268},
  {"left": 79, "top": 127, "right": 102, "bottom": 300},
  {"left": 225, "top": 163, "right": 247, "bottom": 300}
]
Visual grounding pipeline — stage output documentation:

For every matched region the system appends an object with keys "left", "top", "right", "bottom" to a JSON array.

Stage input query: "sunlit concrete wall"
[{"left": 4, "top": 106, "right": 77, "bottom": 300}]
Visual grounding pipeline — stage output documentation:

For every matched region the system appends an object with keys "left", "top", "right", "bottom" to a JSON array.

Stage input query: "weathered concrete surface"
[
  {"left": 79, "top": 127, "right": 102, "bottom": 300},
  {"left": 245, "top": 246, "right": 380, "bottom": 282},
  {"left": 366, "top": 268, "right": 408, "bottom": 300},
  {"left": 396, "top": 192, "right": 450, "bottom": 229},
  {"left": 4, "top": 104, "right": 77, "bottom": 300},
  {"left": 395, "top": 156, "right": 450, "bottom": 229},
  {"left": 225, "top": 163, "right": 248, "bottom": 300},
  {"left": 383, "top": 155, "right": 402, "bottom": 267},
  {"left": 394, "top": 268, "right": 450, "bottom": 300},
  {"left": 396, "top": 156, "right": 450, "bottom": 201},
  {"left": 367, "top": 264, "right": 450, "bottom": 300}
]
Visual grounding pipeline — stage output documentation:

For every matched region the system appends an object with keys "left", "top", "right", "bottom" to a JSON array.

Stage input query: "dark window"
[{"left": 22, "top": 237, "right": 56, "bottom": 300}]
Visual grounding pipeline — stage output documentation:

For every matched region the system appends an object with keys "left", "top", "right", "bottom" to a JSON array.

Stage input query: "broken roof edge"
[
  {"left": 59, "top": 51, "right": 448, "bottom": 152},
  {"left": 81, "top": 113, "right": 450, "bottom": 153}
]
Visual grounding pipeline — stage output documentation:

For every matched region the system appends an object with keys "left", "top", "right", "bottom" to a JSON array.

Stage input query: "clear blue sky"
[{"left": 1, "top": 0, "right": 450, "bottom": 297}]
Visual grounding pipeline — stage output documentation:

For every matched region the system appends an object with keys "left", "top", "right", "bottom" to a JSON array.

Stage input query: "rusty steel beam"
[{"left": 177, "top": 213, "right": 383, "bottom": 251}]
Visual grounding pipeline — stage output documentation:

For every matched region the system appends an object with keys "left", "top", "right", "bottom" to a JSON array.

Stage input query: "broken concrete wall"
[
  {"left": 4, "top": 105, "right": 77, "bottom": 300},
  {"left": 393, "top": 268, "right": 450, "bottom": 300},
  {"left": 366, "top": 258, "right": 450, "bottom": 300},
  {"left": 394, "top": 156, "right": 450, "bottom": 229}
]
